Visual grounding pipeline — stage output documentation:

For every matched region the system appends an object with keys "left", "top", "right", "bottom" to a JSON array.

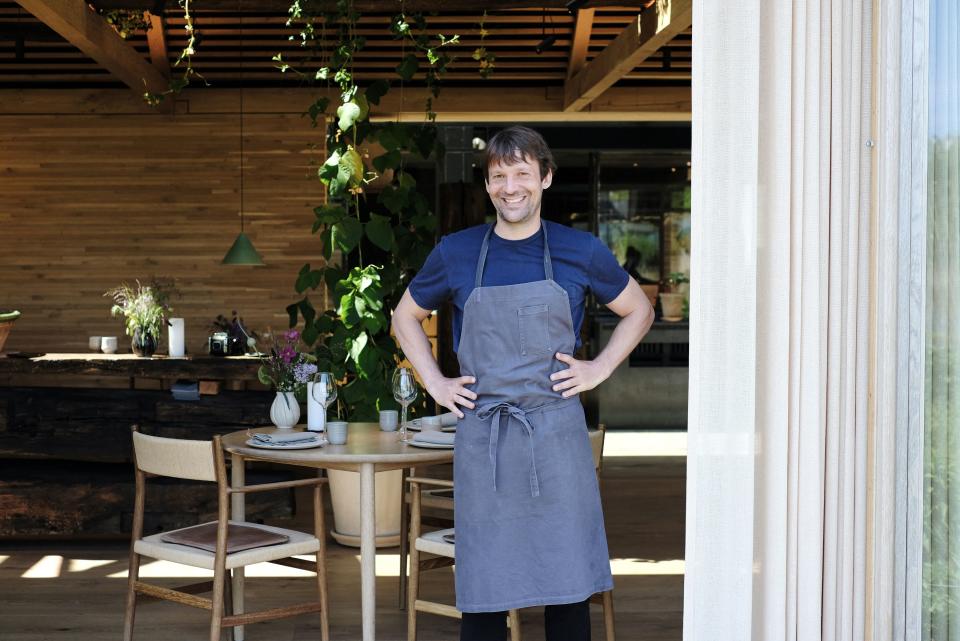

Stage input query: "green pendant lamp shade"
[
  {"left": 222, "top": 8, "right": 263, "bottom": 267},
  {"left": 222, "top": 232, "right": 264, "bottom": 265}
]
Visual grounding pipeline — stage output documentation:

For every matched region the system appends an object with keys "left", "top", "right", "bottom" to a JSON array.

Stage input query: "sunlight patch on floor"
[
  {"left": 22, "top": 555, "right": 63, "bottom": 578},
  {"left": 68, "top": 558, "right": 115, "bottom": 573},
  {"left": 603, "top": 431, "right": 686, "bottom": 457},
  {"left": 106, "top": 558, "right": 317, "bottom": 579},
  {"left": 609, "top": 558, "right": 685, "bottom": 575}
]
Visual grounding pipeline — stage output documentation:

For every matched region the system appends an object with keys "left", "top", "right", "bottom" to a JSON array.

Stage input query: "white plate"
[
  {"left": 245, "top": 437, "right": 324, "bottom": 450},
  {"left": 408, "top": 440, "right": 455, "bottom": 449}
]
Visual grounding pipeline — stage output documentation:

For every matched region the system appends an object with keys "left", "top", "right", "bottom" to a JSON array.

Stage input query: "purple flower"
[
  {"left": 280, "top": 345, "right": 296, "bottom": 364},
  {"left": 293, "top": 362, "right": 318, "bottom": 384},
  {"left": 284, "top": 329, "right": 300, "bottom": 341}
]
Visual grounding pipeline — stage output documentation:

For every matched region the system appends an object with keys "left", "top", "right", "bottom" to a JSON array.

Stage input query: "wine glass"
[
  {"left": 311, "top": 372, "right": 338, "bottom": 443},
  {"left": 392, "top": 367, "right": 418, "bottom": 443}
]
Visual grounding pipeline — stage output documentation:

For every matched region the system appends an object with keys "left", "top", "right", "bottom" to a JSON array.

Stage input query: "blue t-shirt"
[{"left": 408, "top": 220, "right": 630, "bottom": 352}]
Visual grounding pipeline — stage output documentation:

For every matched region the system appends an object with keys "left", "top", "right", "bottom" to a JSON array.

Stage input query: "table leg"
[
  {"left": 230, "top": 453, "right": 246, "bottom": 641},
  {"left": 360, "top": 462, "right": 376, "bottom": 641}
]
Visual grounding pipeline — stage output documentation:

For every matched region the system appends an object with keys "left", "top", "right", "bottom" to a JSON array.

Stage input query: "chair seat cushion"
[
  {"left": 161, "top": 521, "right": 289, "bottom": 553},
  {"left": 416, "top": 528, "right": 455, "bottom": 558},
  {"left": 135, "top": 521, "right": 319, "bottom": 570}
]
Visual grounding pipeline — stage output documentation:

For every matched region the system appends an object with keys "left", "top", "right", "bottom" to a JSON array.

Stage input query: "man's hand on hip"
[
  {"left": 425, "top": 375, "right": 478, "bottom": 419},
  {"left": 550, "top": 352, "right": 611, "bottom": 398}
]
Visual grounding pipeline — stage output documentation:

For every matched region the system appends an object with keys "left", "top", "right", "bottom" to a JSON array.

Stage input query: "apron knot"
[{"left": 476, "top": 402, "right": 540, "bottom": 497}]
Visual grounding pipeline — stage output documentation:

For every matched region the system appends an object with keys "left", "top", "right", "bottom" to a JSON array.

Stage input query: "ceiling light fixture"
[
  {"left": 534, "top": 8, "right": 557, "bottom": 54},
  {"left": 222, "top": 2, "right": 264, "bottom": 266},
  {"left": 565, "top": 0, "right": 589, "bottom": 15}
]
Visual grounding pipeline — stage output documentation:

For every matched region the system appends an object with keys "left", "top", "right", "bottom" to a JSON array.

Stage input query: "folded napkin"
[
  {"left": 251, "top": 431, "right": 319, "bottom": 445},
  {"left": 410, "top": 412, "right": 459, "bottom": 428},
  {"left": 412, "top": 431, "right": 455, "bottom": 446}
]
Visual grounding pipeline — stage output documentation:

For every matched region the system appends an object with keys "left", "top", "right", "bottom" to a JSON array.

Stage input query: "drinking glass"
[
  {"left": 392, "top": 367, "right": 418, "bottom": 443},
  {"left": 311, "top": 372, "right": 338, "bottom": 443}
]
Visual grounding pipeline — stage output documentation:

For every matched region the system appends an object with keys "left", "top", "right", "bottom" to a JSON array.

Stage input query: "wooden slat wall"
[{"left": 0, "top": 91, "right": 328, "bottom": 354}]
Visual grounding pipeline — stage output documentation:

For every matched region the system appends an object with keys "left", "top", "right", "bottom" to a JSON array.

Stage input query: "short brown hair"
[{"left": 481, "top": 125, "right": 557, "bottom": 181}]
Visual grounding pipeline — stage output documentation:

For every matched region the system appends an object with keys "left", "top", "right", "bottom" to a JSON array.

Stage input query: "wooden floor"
[{"left": 0, "top": 439, "right": 685, "bottom": 641}]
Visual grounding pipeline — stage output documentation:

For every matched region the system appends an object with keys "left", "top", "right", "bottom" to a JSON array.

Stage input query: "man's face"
[{"left": 485, "top": 153, "right": 553, "bottom": 226}]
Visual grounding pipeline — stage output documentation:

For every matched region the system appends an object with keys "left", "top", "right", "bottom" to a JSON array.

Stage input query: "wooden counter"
[
  {"left": 0, "top": 353, "right": 291, "bottom": 539},
  {"left": 0, "top": 352, "right": 263, "bottom": 380}
]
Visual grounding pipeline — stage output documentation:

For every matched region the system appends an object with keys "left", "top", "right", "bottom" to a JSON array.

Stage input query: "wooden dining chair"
[
  {"left": 404, "top": 424, "right": 616, "bottom": 641},
  {"left": 405, "top": 475, "right": 522, "bottom": 641},
  {"left": 123, "top": 428, "right": 330, "bottom": 641}
]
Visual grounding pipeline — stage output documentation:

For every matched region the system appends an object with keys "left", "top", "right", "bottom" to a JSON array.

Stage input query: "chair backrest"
[{"left": 132, "top": 431, "right": 218, "bottom": 482}]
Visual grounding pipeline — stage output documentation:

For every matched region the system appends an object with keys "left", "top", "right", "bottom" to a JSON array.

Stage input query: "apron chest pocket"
[{"left": 517, "top": 304, "right": 550, "bottom": 355}]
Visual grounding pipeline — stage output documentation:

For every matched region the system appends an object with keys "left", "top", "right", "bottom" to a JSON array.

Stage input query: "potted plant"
[
  {"left": 105, "top": 279, "right": 177, "bottom": 357},
  {"left": 257, "top": 329, "right": 317, "bottom": 428},
  {"left": 659, "top": 272, "right": 689, "bottom": 321}
]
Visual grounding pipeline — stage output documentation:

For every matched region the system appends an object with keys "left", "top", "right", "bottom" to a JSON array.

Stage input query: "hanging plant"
[
  {"left": 144, "top": 0, "right": 208, "bottom": 107},
  {"left": 278, "top": 2, "right": 454, "bottom": 420},
  {"left": 100, "top": 10, "right": 151, "bottom": 40}
]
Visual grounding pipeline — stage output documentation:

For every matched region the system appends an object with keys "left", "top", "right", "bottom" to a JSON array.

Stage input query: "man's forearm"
[
  {"left": 392, "top": 311, "right": 446, "bottom": 388},
  {"left": 593, "top": 306, "right": 655, "bottom": 378}
]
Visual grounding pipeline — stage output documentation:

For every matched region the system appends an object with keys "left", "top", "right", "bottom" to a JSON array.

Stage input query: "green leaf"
[
  {"left": 319, "top": 227, "right": 333, "bottom": 260},
  {"left": 396, "top": 54, "right": 419, "bottom": 82},
  {"left": 378, "top": 185, "right": 408, "bottom": 215},
  {"left": 337, "top": 101, "right": 362, "bottom": 131},
  {"left": 298, "top": 298, "right": 316, "bottom": 327},
  {"left": 365, "top": 213, "right": 394, "bottom": 251},
  {"left": 332, "top": 216, "right": 363, "bottom": 254},
  {"left": 365, "top": 79, "right": 390, "bottom": 105},
  {"left": 372, "top": 149, "right": 402, "bottom": 174},
  {"left": 339, "top": 147, "right": 365, "bottom": 187},
  {"left": 413, "top": 126, "right": 438, "bottom": 159},
  {"left": 398, "top": 171, "right": 417, "bottom": 190},
  {"left": 354, "top": 93, "right": 370, "bottom": 121},
  {"left": 286, "top": 301, "right": 300, "bottom": 327},
  {"left": 258, "top": 366, "right": 274, "bottom": 387},
  {"left": 348, "top": 332, "right": 369, "bottom": 363},
  {"left": 302, "top": 323, "right": 319, "bottom": 346},
  {"left": 314, "top": 204, "right": 346, "bottom": 225}
]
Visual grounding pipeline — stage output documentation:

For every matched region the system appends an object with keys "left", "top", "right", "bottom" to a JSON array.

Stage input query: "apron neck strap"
[{"left": 474, "top": 221, "right": 553, "bottom": 289}]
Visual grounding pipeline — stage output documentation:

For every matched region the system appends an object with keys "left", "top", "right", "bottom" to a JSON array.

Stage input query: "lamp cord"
[{"left": 239, "top": 1, "right": 245, "bottom": 233}]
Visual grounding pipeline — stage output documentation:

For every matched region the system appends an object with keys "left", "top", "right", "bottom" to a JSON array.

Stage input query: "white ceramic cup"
[
  {"left": 379, "top": 410, "right": 399, "bottom": 432},
  {"left": 420, "top": 415, "right": 443, "bottom": 432},
  {"left": 101, "top": 336, "right": 118, "bottom": 354},
  {"left": 89, "top": 336, "right": 102, "bottom": 352},
  {"left": 327, "top": 421, "right": 348, "bottom": 445}
]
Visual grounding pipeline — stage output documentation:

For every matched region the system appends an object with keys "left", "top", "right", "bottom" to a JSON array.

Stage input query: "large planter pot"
[
  {"left": 659, "top": 292, "right": 686, "bottom": 322},
  {"left": 269, "top": 391, "right": 300, "bottom": 429},
  {"left": 328, "top": 468, "right": 402, "bottom": 547},
  {"left": 131, "top": 329, "right": 158, "bottom": 357}
]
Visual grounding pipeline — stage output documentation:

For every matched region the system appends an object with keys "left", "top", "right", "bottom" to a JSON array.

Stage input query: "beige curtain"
[
  {"left": 924, "top": 0, "right": 960, "bottom": 637},
  {"left": 687, "top": 1, "right": 873, "bottom": 639}
]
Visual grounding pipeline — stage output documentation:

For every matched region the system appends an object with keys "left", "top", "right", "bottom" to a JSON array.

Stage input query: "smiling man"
[{"left": 391, "top": 125, "right": 654, "bottom": 641}]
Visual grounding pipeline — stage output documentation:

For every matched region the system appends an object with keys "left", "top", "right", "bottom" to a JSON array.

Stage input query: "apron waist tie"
[{"left": 476, "top": 402, "right": 541, "bottom": 498}]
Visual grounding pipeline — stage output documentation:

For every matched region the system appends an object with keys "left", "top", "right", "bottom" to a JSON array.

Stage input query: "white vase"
[{"left": 269, "top": 391, "right": 300, "bottom": 429}]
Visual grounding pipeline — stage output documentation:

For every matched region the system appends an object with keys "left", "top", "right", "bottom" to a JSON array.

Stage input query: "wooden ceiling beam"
[
  {"left": 145, "top": 11, "right": 169, "bottom": 78},
  {"left": 91, "top": 0, "right": 649, "bottom": 11},
  {"left": 566, "top": 7, "right": 595, "bottom": 78},
  {"left": 15, "top": 0, "right": 169, "bottom": 98},
  {"left": 563, "top": 0, "right": 691, "bottom": 111}
]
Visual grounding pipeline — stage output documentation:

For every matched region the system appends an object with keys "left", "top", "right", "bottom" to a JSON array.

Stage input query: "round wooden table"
[{"left": 222, "top": 422, "right": 454, "bottom": 641}]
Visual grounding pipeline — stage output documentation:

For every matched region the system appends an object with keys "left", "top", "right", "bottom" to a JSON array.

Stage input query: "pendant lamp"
[{"left": 222, "top": 6, "right": 264, "bottom": 266}]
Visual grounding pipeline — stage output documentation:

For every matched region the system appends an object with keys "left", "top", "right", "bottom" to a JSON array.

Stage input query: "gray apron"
[{"left": 453, "top": 222, "right": 614, "bottom": 613}]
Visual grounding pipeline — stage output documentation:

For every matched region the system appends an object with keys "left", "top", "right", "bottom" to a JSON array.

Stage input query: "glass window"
[{"left": 923, "top": 1, "right": 960, "bottom": 637}]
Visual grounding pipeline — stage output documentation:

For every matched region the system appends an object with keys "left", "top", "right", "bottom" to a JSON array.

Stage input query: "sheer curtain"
[{"left": 924, "top": 0, "right": 960, "bottom": 639}]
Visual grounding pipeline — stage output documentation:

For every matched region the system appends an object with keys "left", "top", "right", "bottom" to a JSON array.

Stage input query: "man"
[{"left": 392, "top": 126, "right": 654, "bottom": 641}]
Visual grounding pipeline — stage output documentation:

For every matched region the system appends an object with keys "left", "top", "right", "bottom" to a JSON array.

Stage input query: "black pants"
[{"left": 459, "top": 598, "right": 591, "bottom": 641}]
